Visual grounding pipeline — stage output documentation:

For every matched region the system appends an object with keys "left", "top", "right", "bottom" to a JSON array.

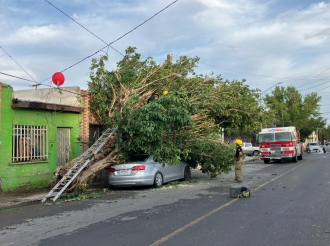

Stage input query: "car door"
[
  {"left": 244, "top": 143, "right": 253, "bottom": 155},
  {"left": 324, "top": 142, "right": 330, "bottom": 152},
  {"left": 151, "top": 157, "right": 174, "bottom": 183}
]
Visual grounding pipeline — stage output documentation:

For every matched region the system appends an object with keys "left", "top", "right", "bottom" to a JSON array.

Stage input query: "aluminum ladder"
[{"left": 41, "top": 128, "right": 117, "bottom": 203}]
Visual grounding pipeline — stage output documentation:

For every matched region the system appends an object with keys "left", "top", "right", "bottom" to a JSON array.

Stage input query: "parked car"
[
  {"left": 242, "top": 142, "right": 260, "bottom": 156},
  {"left": 322, "top": 142, "right": 330, "bottom": 153},
  {"left": 109, "top": 154, "right": 191, "bottom": 188},
  {"left": 306, "top": 142, "right": 321, "bottom": 153}
]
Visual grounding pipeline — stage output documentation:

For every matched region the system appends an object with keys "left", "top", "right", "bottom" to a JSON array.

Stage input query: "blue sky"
[{"left": 1, "top": 0, "right": 330, "bottom": 122}]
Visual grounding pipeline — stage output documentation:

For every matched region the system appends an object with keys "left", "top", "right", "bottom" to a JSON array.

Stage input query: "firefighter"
[{"left": 233, "top": 139, "right": 243, "bottom": 182}]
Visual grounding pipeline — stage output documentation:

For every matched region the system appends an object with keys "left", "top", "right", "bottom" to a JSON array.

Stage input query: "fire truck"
[{"left": 258, "top": 126, "right": 303, "bottom": 164}]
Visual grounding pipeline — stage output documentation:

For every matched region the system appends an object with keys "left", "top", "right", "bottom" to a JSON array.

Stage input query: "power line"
[
  {"left": 39, "top": 0, "right": 178, "bottom": 83},
  {"left": 0, "top": 46, "right": 37, "bottom": 82},
  {"left": 0, "top": 71, "right": 36, "bottom": 83},
  {"left": 44, "top": 0, "right": 124, "bottom": 57},
  {"left": 0, "top": 71, "right": 85, "bottom": 97},
  {"left": 296, "top": 67, "right": 330, "bottom": 89},
  {"left": 299, "top": 80, "right": 330, "bottom": 92},
  {"left": 316, "top": 84, "right": 330, "bottom": 93},
  {"left": 199, "top": 62, "right": 319, "bottom": 81}
]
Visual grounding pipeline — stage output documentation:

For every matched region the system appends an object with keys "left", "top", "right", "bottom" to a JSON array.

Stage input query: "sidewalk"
[
  {"left": 0, "top": 190, "right": 48, "bottom": 210},
  {"left": 0, "top": 157, "right": 258, "bottom": 210}
]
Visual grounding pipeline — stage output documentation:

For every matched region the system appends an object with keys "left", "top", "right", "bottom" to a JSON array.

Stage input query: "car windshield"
[
  {"left": 129, "top": 154, "right": 150, "bottom": 162},
  {"left": 259, "top": 132, "right": 293, "bottom": 142},
  {"left": 259, "top": 133, "right": 274, "bottom": 142},
  {"left": 309, "top": 143, "right": 319, "bottom": 146},
  {"left": 275, "top": 132, "right": 292, "bottom": 141}
]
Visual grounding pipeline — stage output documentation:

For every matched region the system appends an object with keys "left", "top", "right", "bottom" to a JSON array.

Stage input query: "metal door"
[
  {"left": 57, "top": 128, "right": 70, "bottom": 167},
  {"left": 89, "top": 125, "right": 103, "bottom": 147}
]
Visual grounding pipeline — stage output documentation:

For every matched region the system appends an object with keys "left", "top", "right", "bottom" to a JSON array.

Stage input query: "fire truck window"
[
  {"left": 275, "top": 132, "right": 292, "bottom": 141},
  {"left": 259, "top": 133, "right": 274, "bottom": 142}
]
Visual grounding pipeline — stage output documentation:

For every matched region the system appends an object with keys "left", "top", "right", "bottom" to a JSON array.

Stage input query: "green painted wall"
[{"left": 0, "top": 84, "right": 82, "bottom": 192}]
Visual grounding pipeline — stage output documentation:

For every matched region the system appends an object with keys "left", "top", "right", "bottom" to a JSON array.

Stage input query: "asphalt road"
[{"left": 1, "top": 152, "right": 330, "bottom": 246}]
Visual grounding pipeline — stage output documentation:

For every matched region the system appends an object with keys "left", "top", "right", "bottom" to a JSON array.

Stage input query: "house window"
[{"left": 12, "top": 125, "right": 48, "bottom": 162}]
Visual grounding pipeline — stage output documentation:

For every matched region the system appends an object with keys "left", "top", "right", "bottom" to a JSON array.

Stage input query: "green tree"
[
  {"left": 86, "top": 47, "right": 262, "bottom": 178},
  {"left": 321, "top": 125, "right": 330, "bottom": 142},
  {"left": 264, "top": 86, "right": 326, "bottom": 140}
]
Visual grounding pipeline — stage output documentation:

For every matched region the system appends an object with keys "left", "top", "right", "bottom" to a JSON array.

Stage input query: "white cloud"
[{"left": 0, "top": 0, "right": 329, "bottom": 99}]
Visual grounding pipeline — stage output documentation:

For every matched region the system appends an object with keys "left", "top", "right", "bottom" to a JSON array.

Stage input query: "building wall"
[
  {"left": 80, "top": 90, "right": 101, "bottom": 152},
  {"left": 13, "top": 86, "right": 81, "bottom": 106},
  {"left": 0, "top": 83, "right": 82, "bottom": 192}
]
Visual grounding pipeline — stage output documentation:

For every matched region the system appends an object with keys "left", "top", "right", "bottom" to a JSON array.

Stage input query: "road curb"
[{"left": 0, "top": 199, "right": 42, "bottom": 210}]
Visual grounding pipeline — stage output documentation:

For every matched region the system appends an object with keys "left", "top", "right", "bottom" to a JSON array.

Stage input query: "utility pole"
[
  {"left": 30, "top": 83, "right": 42, "bottom": 89},
  {"left": 167, "top": 54, "right": 172, "bottom": 64}
]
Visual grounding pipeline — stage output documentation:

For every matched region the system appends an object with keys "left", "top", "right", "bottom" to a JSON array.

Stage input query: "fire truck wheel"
[
  {"left": 263, "top": 159, "right": 270, "bottom": 164},
  {"left": 292, "top": 154, "right": 297, "bottom": 163}
]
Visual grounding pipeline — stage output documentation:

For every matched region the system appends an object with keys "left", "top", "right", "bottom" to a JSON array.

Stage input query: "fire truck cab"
[{"left": 258, "top": 126, "right": 303, "bottom": 164}]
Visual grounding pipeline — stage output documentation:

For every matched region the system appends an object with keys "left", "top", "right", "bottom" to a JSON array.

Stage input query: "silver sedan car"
[
  {"left": 109, "top": 155, "right": 191, "bottom": 188},
  {"left": 323, "top": 142, "right": 330, "bottom": 153},
  {"left": 306, "top": 142, "right": 321, "bottom": 153}
]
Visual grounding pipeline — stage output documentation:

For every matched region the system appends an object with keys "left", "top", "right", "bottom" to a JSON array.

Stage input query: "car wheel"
[
  {"left": 154, "top": 172, "right": 163, "bottom": 188},
  {"left": 264, "top": 159, "right": 270, "bottom": 164},
  {"left": 183, "top": 166, "right": 191, "bottom": 181},
  {"left": 253, "top": 150, "right": 260, "bottom": 156}
]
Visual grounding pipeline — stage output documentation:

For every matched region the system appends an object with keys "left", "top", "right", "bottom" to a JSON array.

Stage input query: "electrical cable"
[
  {"left": 0, "top": 71, "right": 85, "bottom": 96},
  {"left": 249, "top": 75, "right": 330, "bottom": 87},
  {"left": 0, "top": 46, "right": 37, "bottom": 82},
  {"left": 44, "top": 0, "right": 124, "bottom": 57},
  {"left": 296, "top": 67, "right": 330, "bottom": 89},
  {"left": 39, "top": 0, "right": 178, "bottom": 84},
  {"left": 299, "top": 80, "right": 330, "bottom": 92},
  {"left": 0, "top": 71, "right": 36, "bottom": 83},
  {"left": 199, "top": 62, "right": 319, "bottom": 81}
]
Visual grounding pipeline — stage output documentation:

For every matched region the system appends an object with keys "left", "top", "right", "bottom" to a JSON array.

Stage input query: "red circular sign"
[{"left": 52, "top": 72, "right": 65, "bottom": 86}]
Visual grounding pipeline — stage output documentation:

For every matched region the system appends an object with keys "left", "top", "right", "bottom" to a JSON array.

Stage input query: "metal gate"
[
  {"left": 57, "top": 128, "right": 70, "bottom": 167},
  {"left": 89, "top": 125, "right": 103, "bottom": 147}
]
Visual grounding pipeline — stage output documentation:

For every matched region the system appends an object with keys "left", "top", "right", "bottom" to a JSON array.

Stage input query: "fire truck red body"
[{"left": 258, "top": 126, "right": 303, "bottom": 164}]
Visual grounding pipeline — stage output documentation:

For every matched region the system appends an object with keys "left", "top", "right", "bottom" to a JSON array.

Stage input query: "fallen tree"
[{"left": 58, "top": 46, "right": 261, "bottom": 190}]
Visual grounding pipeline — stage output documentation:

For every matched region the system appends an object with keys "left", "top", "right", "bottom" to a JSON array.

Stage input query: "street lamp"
[
  {"left": 262, "top": 82, "right": 283, "bottom": 94},
  {"left": 259, "top": 82, "right": 283, "bottom": 129}
]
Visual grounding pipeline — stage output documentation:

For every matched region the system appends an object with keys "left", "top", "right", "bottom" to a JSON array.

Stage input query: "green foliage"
[
  {"left": 88, "top": 47, "right": 261, "bottom": 176},
  {"left": 186, "top": 139, "right": 235, "bottom": 177},
  {"left": 320, "top": 125, "right": 330, "bottom": 142},
  {"left": 264, "top": 86, "right": 326, "bottom": 140},
  {"left": 117, "top": 92, "right": 195, "bottom": 165}
]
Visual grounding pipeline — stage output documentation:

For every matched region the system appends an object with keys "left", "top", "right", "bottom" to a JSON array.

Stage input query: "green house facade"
[{"left": 0, "top": 83, "right": 84, "bottom": 192}]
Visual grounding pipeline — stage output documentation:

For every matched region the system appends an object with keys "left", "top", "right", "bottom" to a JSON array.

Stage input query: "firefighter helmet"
[{"left": 235, "top": 139, "right": 243, "bottom": 146}]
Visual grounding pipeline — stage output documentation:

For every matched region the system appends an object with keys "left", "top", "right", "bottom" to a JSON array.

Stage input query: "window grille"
[{"left": 12, "top": 125, "right": 48, "bottom": 162}]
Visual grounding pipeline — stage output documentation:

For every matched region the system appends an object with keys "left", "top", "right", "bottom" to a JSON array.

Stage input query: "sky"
[{"left": 1, "top": 0, "right": 330, "bottom": 122}]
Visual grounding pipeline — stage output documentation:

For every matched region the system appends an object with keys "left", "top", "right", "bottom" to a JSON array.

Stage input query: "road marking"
[{"left": 150, "top": 160, "right": 310, "bottom": 246}]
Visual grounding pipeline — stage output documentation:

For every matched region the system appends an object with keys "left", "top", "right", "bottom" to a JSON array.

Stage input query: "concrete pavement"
[{"left": 0, "top": 156, "right": 259, "bottom": 210}]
